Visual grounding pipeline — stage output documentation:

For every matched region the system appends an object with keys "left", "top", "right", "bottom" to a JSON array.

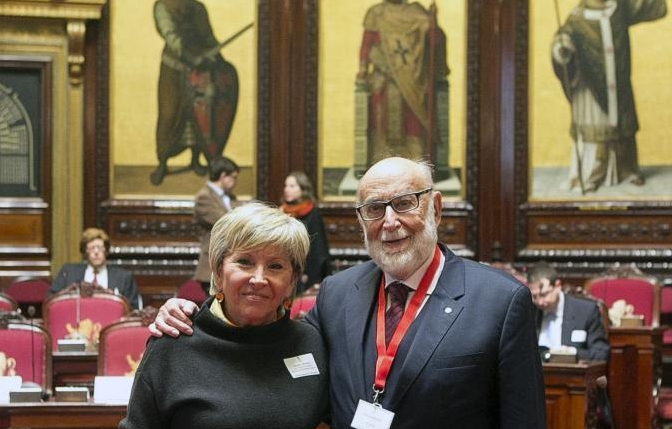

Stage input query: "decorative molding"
[
  {"left": 110, "top": 218, "right": 199, "bottom": 241},
  {"left": 465, "top": 0, "right": 481, "bottom": 255},
  {"left": 513, "top": 0, "right": 530, "bottom": 256},
  {"left": 529, "top": 219, "right": 672, "bottom": 243},
  {"left": 66, "top": 19, "right": 84, "bottom": 85},
  {"left": 256, "top": 0, "right": 271, "bottom": 201},
  {"left": 303, "top": 0, "right": 318, "bottom": 183},
  {"left": 519, "top": 248, "right": 672, "bottom": 260},
  {"left": 0, "top": 0, "right": 106, "bottom": 20}
]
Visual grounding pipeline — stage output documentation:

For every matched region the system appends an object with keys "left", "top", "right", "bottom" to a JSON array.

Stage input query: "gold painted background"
[
  {"left": 530, "top": 1, "right": 672, "bottom": 170},
  {"left": 319, "top": 0, "right": 466, "bottom": 179}
]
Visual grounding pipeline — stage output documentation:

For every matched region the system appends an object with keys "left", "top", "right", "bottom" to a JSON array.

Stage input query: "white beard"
[{"left": 364, "top": 208, "right": 438, "bottom": 280}]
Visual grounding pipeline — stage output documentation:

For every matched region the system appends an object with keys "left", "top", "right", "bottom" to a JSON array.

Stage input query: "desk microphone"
[
  {"left": 25, "top": 305, "right": 49, "bottom": 400},
  {"left": 75, "top": 283, "right": 81, "bottom": 335},
  {"left": 27, "top": 305, "right": 36, "bottom": 384},
  {"left": 595, "top": 375, "right": 614, "bottom": 429}
]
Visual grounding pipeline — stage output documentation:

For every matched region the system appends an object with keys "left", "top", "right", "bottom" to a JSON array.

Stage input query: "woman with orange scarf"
[{"left": 279, "top": 172, "right": 332, "bottom": 295}]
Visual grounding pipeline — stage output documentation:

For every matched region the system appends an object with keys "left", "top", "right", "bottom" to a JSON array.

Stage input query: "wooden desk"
[
  {"left": 51, "top": 351, "right": 98, "bottom": 391},
  {"left": 0, "top": 400, "right": 126, "bottom": 429},
  {"left": 608, "top": 326, "right": 663, "bottom": 429},
  {"left": 543, "top": 361, "right": 607, "bottom": 429}
]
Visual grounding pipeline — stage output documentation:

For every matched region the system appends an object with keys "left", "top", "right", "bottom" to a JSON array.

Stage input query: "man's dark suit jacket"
[
  {"left": 305, "top": 244, "right": 546, "bottom": 429},
  {"left": 537, "top": 293, "right": 610, "bottom": 361},
  {"left": 49, "top": 262, "right": 140, "bottom": 309}
]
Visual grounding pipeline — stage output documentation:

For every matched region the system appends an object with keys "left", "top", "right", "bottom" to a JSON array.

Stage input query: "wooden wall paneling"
[
  {"left": 298, "top": 0, "right": 318, "bottom": 191},
  {"left": 474, "top": 0, "right": 501, "bottom": 262},
  {"left": 102, "top": 199, "right": 200, "bottom": 308},
  {"left": 84, "top": 11, "right": 107, "bottom": 229}
]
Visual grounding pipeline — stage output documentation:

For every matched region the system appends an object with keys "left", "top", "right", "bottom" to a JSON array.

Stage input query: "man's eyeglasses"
[
  {"left": 356, "top": 188, "right": 432, "bottom": 221},
  {"left": 530, "top": 278, "right": 557, "bottom": 300}
]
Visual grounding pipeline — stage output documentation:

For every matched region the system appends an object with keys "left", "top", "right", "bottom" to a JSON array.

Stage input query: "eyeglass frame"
[
  {"left": 530, "top": 277, "right": 558, "bottom": 301},
  {"left": 356, "top": 188, "right": 433, "bottom": 221}
]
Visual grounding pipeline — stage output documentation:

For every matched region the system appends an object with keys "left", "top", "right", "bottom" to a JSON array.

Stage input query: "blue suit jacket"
[
  {"left": 49, "top": 262, "right": 140, "bottom": 309},
  {"left": 305, "top": 244, "right": 546, "bottom": 429}
]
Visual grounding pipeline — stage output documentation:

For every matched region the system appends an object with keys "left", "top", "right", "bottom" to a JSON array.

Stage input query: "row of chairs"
[
  {"left": 1, "top": 277, "right": 51, "bottom": 318},
  {"left": 1, "top": 278, "right": 319, "bottom": 396},
  {"left": 0, "top": 311, "right": 153, "bottom": 395}
]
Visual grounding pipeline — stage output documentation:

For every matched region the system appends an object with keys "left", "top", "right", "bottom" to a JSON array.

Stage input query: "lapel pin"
[{"left": 444, "top": 307, "right": 453, "bottom": 314}]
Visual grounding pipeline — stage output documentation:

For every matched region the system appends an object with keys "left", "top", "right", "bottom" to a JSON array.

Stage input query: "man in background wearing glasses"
[
  {"left": 49, "top": 227, "right": 140, "bottom": 309},
  {"left": 152, "top": 157, "right": 546, "bottom": 428},
  {"left": 527, "top": 261, "right": 609, "bottom": 362}
]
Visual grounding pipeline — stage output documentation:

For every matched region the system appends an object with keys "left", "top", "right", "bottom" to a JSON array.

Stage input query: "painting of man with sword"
[{"left": 151, "top": 0, "right": 252, "bottom": 186}]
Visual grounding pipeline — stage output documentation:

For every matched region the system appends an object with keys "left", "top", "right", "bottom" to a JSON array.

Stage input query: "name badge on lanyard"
[
  {"left": 352, "top": 400, "right": 395, "bottom": 429},
  {"left": 351, "top": 246, "right": 441, "bottom": 429}
]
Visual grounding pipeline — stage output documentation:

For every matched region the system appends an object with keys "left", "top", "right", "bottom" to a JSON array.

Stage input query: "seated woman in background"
[
  {"left": 119, "top": 202, "right": 329, "bottom": 429},
  {"left": 280, "top": 171, "right": 332, "bottom": 295}
]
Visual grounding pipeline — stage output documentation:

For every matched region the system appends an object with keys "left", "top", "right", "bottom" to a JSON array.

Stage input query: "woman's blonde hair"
[{"left": 208, "top": 201, "right": 310, "bottom": 294}]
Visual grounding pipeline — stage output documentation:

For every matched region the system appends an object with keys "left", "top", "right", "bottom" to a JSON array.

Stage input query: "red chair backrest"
[
  {"left": 0, "top": 321, "right": 52, "bottom": 392},
  {"left": 585, "top": 276, "right": 661, "bottom": 326},
  {"left": 42, "top": 287, "right": 129, "bottom": 351},
  {"left": 660, "top": 287, "right": 672, "bottom": 345},
  {"left": 176, "top": 279, "right": 208, "bottom": 306},
  {"left": 4, "top": 278, "right": 51, "bottom": 303},
  {"left": 98, "top": 318, "right": 151, "bottom": 376},
  {"left": 290, "top": 295, "right": 317, "bottom": 320},
  {"left": 0, "top": 293, "right": 18, "bottom": 312}
]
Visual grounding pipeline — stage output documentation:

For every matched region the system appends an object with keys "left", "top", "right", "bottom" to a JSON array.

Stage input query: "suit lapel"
[
  {"left": 561, "top": 296, "right": 575, "bottom": 344},
  {"left": 208, "top": 186, "right": 227, "bottom": 210},
  {"left": 345, "top": 264, "right": 381, "bottom": 401},
  {"left": 387, "top": 249, "right": 466, "bottom": 409},
  {"left": 107, "top": 267, "right": 118, "bottom": 291}
]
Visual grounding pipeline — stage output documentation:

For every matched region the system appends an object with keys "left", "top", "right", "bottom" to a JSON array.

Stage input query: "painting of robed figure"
[
  {"left": 550, "top": 0, "right": 667, "bottom": 194},
  {"left": 351, "top": 0, "right": 451, "bottom": 183}
]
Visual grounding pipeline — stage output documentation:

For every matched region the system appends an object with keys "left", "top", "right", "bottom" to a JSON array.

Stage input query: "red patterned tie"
[
  {"left": 92, "top": 268, "right": 99, "bottom": 286},
  {"left": 385, "top": 282, "right": 410, "bottom": 346}
]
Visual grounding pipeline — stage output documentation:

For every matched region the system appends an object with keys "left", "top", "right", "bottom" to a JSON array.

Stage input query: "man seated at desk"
[
  {"left": 527, "top": 261, "right": 610, "bottom": 362},
  {"left": 49, "top": 227, "right": 140, "bottom": 309}
]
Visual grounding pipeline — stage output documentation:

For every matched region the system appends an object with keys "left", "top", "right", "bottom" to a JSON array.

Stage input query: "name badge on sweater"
[
  {"left": 351, "top": 400, "right": 394, "bottom": 429},
  {"left": 283, "top": 353, "right": 320, "bottom": 378}
]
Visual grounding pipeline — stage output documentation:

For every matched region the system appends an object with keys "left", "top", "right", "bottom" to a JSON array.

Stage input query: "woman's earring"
[
  {"left": 283, "top": 297, "right": 292, "bottom": 310},
  {"left": 215, "top": 292, "right": 224, "bottom": 302}
]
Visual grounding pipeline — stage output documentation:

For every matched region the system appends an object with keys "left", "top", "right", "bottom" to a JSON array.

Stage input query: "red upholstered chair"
[
  {"left": 659, "top": 286, "right": 672, "bottom": 388},
  {"left": 176, "top": 279, "right": 208, "bottom": 306},
  {"left": 42, "top": 283, "right": 130, "bottom": 351},
  {"left": 98, "top": 317, "right": 152, "bottom": 376},
  {"left": 584, "top": 264, "right": 661, "bottom": 327},
  {"left": 290, "top": 294, "right": 317, "bottom": 320},
  {"left": 0, "top": 318, "right": 52, "bottom": 394},
  {"left": 0, "top": 292, "right": 18, "bottom": 312},
  {"left": 2, "top": 277, "right": 50, "bottom": 318}
]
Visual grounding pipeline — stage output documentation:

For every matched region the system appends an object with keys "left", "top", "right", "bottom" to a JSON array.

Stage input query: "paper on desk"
[
  {"left": 93, "top": 376, "right": 134, "bottom": 404},
  {"left": 0, "top": 376, "right": 22, "bottom": 403}
]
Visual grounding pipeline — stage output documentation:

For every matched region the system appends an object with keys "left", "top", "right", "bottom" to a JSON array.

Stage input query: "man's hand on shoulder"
[{"left": 148, "top": 298, "right": 199, "bottom": 338}]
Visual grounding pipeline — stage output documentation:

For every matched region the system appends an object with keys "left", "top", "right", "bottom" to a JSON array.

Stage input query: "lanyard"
[{"left": 372, "top": 245, "right": 441, "bottom": 403}]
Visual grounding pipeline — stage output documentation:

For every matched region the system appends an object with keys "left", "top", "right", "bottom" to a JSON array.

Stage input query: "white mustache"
[{"left": 381, "top": 229, "right": 409, "bottom": 242}]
